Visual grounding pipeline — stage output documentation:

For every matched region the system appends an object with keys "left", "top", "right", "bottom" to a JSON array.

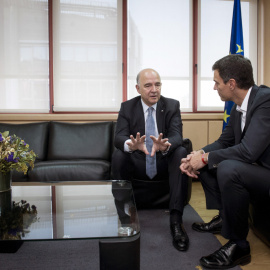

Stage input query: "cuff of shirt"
[
  {"left": 124, "top": 139, "right": 132, "bottom": 153},
  {"left": 161, "top": 144, "right": 170, "bottom": 155}
]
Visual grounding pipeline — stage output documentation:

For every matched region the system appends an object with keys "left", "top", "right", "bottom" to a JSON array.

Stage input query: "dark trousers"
[
  {"left": 199, "top": 160, "right": 270, "bottom": 240},
  {"left": 111, "top": 146, "right": 188, "bottom": 213}
]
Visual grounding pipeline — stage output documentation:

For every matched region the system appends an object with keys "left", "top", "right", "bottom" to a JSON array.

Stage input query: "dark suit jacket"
[
  {"left": 203, "top": 85, "right": 270, "bottom": 170},
  {"left": 114, "top": 95, "right": 183, "bottom": 154}
]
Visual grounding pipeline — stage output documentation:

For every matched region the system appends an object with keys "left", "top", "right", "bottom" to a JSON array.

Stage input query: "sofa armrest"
[{"left": 182, "top": 138, "right": 193, "bottom": 155}]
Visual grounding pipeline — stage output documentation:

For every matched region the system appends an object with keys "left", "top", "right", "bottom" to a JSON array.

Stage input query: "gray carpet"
[
  {"left": 139, "top": 205, "right": 241, "bottom": 270},
  {"left": 0, "top": 204, "right": 242, "bottom": 270}
]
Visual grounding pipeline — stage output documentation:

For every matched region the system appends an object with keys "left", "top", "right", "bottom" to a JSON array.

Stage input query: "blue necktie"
[{"left": 145, "top": 107, "right": 157, "bottom": 179}]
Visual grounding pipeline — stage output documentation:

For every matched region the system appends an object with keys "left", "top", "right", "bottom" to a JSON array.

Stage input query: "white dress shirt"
[
  {"left": 236, "top": 87, "right": 252, "bottom": 131},
  {"left": 124, "top": 99, "right": 158, "bottom": 152}
]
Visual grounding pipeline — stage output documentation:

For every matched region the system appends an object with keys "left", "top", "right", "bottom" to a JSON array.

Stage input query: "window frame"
[{"left": 0, "top": 0, "right": 257, "bottom": 114}]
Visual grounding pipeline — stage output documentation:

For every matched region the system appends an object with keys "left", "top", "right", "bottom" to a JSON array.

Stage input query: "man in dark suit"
[
  {"left": 181, "top": 54, "right": 270, "bottom": 269},
  {"left": 112, "top": 68, "right": 189, "bottom": 251}
]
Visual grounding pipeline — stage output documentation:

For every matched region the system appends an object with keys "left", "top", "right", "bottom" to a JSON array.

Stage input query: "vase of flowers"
[
  {"left": 0, "top": 131, "right": 37, "bottom": 192},
  {"left": 0, "top": 172, "right": 11, "bottom": 193},
  {"left": 0, "top": 189, "right": 12, "bottom": 215}
]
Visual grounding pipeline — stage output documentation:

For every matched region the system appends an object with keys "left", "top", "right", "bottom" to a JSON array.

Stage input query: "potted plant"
[{"left": 0, "top": 131, "right": 37, "bottom": 192}]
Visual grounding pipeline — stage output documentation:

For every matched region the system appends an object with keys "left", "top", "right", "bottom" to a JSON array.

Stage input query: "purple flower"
[
  {"left": 5, "top": 152, "right": 19, "bottom": 163},
  {"left": 0, "top": 133, "right": 3, "bottom": 142},
  {"left": 8, "top": 228, "right": 20, "bottom": 236},
  {"left": 9, "top": 137, "right": 16, "bottom": 143}
]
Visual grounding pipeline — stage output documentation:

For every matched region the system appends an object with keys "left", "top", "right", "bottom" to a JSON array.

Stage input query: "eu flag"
[{"left": 223, "top": 0, "right": 244, "bottom": 130}]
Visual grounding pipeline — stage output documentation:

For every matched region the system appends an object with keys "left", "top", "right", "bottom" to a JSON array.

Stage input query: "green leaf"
[{"left": 2, "top": 131, "right": 9, "bottom": 137}]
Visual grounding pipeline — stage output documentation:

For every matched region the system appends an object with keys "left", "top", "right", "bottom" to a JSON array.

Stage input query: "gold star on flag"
[
  {"left": 223, "top": 110, "right": 230, "bottom": 123},
  {"left": 236, "top": 44, "right": 243, "bottom": 53}
]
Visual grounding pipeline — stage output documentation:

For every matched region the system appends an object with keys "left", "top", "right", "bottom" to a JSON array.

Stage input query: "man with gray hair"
[{"left": 112, "top": 68, "right": 189, "bottom": 251}]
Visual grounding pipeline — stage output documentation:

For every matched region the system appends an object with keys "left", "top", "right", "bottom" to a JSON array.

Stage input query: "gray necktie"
[{"left": 145, "top": 107, "right": 157, "bottom": 179}]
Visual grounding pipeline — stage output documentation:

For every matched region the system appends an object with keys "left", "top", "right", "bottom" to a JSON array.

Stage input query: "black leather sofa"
[
  {"left": 0, "top": 121, "right": 113, "bottom": 183},
  {"left": 0, "top": 121, "right": 192, "bottom": 209}
]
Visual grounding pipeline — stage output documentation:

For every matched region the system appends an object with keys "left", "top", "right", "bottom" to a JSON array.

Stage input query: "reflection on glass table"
[{"left": 0, "top": 180, "right": 140, "bottom": 242}]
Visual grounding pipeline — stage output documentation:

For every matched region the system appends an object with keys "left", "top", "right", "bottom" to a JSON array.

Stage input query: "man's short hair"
[
  {"left": 136, "top": 73, "right": 140, "bottom": 85},
  {"left": 212, "top": 54, "right": 255, "bottom": 89}
]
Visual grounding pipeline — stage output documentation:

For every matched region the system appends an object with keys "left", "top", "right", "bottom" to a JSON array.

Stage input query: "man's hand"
[
  {"left": 126, "top": 132, "right": 148, "bottom": 154},
  {"left": 180, "top": 158, "right": 200, "bottom": 178},
  {"left": 180, "top": 150, "right": 205, "bottom": 179},
  {"left": 189, "top": 152, "right": 206, "bottom": 171},
  {"left": 150, "top": 133, "right": 171, "bottom": 156},
  {"left": 127, "top": 133, "right": 171, "bottom": 156}
]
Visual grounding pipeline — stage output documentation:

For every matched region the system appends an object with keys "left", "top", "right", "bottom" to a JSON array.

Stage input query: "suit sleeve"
[
  {"left": 114, "top": 103, "right": 131, "bottom": 151},
  {"left": 203, "top": 106, "right": 237, "bottom": 154},
  {"left": 205, "top": 100, "right": 270, "bottom": 169},
  {"left": 166, "top": 100, "right": 183, "bottom": 153}
]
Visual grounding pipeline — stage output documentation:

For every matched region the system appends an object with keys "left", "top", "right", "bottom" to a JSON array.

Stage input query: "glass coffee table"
[{"left": 0, "top": 180, "right": 140, "bottom": 270}]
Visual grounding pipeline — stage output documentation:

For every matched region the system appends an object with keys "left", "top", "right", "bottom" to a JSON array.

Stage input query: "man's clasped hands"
[{"left": 180, "top": 150, "right": 208, "bottom": 179}]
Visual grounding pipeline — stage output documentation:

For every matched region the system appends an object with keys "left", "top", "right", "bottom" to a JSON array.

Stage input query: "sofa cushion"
[
  {"left": 11, "top": 170, "right": 29, "bottom": 182},
  {"left": 0, "top": 122, "right": 49, "bottom": 161},
  {"left": 28, "top": 160, "right": 111, "bottom": 182},
  {"left": 48, "top": 121, "right": 113, "bottom": 160}
]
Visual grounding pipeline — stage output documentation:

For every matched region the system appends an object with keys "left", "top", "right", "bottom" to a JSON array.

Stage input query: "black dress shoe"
[
  {"left": 200, "top": 240, "right": 251, "bottom": 269},
  {"left": 170, "top": 222, "right": 189, "bottom": 251},
  {"left": 192, "top": 215, "right": 222, "bottom": 234}
]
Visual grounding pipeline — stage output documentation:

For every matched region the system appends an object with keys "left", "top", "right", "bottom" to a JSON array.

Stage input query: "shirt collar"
[
  {"left": 141, "top": 99, "right": 157, "bottom": 113},
  {"left": 236, "top": 87, "right": 252, "bottom": 113}
]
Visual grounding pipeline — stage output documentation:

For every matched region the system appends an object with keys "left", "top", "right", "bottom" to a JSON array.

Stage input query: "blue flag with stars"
[{"left": 223, "top": 0, "right": 244, "bottom": 130}]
